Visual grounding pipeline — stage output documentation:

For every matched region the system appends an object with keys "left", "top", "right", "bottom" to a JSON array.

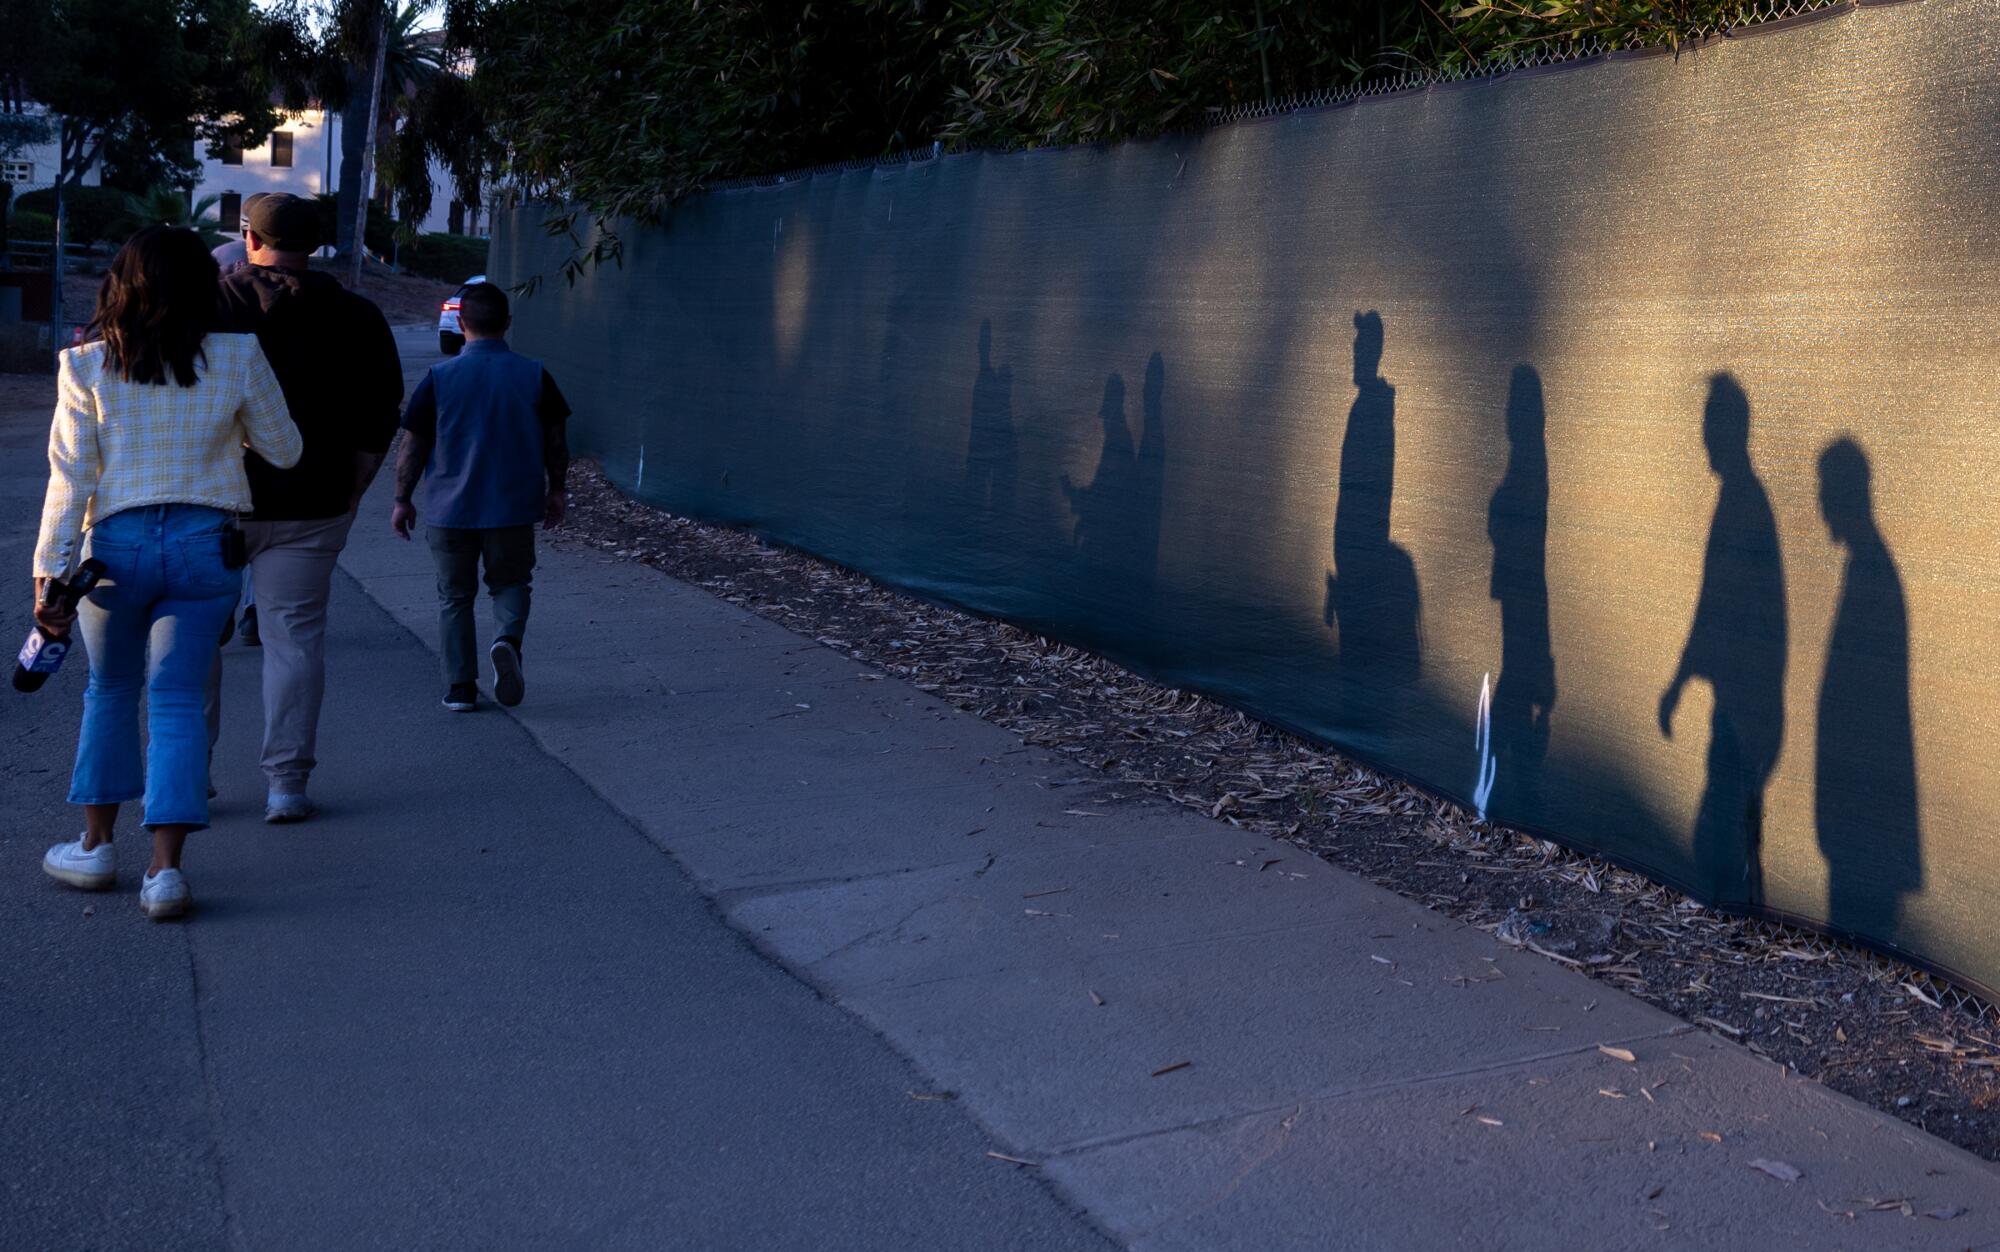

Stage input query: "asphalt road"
[{"left": 0, "top": 364, "right": 1111, "bottom": 1250}]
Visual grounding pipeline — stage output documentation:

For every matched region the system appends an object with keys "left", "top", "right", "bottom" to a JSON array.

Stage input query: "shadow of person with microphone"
[{"left": 1659, "top": 373, "right": 1786, "bottom": 909}]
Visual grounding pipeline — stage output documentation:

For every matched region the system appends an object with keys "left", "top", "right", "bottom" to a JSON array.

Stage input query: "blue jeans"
[{"left": 68, "top": 505, "right": 241, "bottom": 830}]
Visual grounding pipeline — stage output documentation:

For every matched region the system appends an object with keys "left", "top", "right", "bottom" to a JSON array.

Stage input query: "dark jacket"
[{"left": 217, "top": 266, "right": 403, "bottom": 521}]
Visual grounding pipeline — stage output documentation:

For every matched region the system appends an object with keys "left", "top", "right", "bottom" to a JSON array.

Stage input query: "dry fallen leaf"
[
  {"left": 1476, "top": 1116, "right": 1504, "bottom": 1127},
  {"left": 1903, "top": 981, "right": 1943, "bottom": 1009},
  {"left": 1699, "top": 1131, "right": 1724, "bottom": 1144},
  {"left": 1598, "top": 1045, "right": 1638, "bottom": 1064},
  {"left": 1088, "top": 989, "right": 1105, "bottom": 1007},
  {"left": 1598, "top": 1088, "right": 1627, "bottom": 1099},
  {"left": 1747, "top": 1159, "right": 1801, "bottom": 1183}
]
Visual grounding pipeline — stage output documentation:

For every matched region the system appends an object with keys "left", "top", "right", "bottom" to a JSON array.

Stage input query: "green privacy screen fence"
[{"left": 493, "top": 0, "right": 2000, "bottom": 995}]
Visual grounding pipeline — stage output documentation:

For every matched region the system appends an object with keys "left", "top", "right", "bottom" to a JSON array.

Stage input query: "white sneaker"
[
  {"left": 264, "top": 791, "right": 313, "bottom": 824},
  {"left": 43, "top": 836, "right": 115, "bottom": 890},
  {"left": 139, "top": 868, "right": 192, "bottom": 920}
]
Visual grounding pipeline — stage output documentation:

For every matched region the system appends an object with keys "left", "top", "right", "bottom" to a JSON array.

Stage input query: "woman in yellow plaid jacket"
[{"left": 33, "top": 225, "right": 302, "bottom": 920}]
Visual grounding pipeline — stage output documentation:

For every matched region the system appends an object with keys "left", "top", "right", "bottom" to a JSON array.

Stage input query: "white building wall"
[
  {"left": 7, "top": 103, "right": 474, "bottom": 241},
  {"left": 191, "top": 108, "right": 337, "bottom": 214},
  {"left": 1, "top": 104, "right": 103, "bottom": 189},
  {"left": 192, "top": 108, "right": 478, "bottom": 240}
]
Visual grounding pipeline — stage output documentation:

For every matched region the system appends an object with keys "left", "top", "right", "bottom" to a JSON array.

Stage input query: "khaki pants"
[{"left": 206, "top": 514, "right": 354, "bottom": 793}]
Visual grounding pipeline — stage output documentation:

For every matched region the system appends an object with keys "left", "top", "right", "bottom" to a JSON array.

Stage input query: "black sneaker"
[
  {"left": 238, "top": 605, "right": 261, "bottom": 647},
  {"left": 443, "top": 682, "right": 478, "bottom": 712},
  {"left": 490, "top": 638, "right": 524, "bottom": 708}
]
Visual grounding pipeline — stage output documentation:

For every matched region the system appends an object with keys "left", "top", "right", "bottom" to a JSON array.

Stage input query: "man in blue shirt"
[{"left": 391, "top": 283, "right": 569, "bottom": 711}]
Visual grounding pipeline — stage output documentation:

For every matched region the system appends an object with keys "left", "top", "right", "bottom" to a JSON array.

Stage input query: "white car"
[{"left": 438, "top": 274, "right": 486, "bottom": 355}]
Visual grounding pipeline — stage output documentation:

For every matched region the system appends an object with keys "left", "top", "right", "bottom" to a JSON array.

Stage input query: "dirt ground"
[
  {"left": 325, "top": 259, "right": 459, "bottom": 327},
  {"left": 545, "top": 459, "right": 2000, "bottom": 1166}
]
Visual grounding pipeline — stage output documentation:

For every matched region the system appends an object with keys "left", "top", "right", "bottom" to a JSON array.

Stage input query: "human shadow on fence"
[
  {"left": 1659, "top": 372, "right": 1787, "bottom": 909},
  {"left": 1325, "top": 311, "right": 1422, "bottom": 734},
  {"left": 1062, "top": 353, "right": 1168, "bottom": 628},
  {"left": 1815, "top": 436, "right": 1921, "bottom": 938},
  {"left": 1486, "top": 363, "right": 1556, "bottom": 820},
  {"left": 965, "top": 319, "right": 1018, "bottom": 526}
]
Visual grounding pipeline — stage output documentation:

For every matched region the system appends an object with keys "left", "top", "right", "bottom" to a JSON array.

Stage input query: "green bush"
[
  {"left": 13, "top": 185, "right": 128, "bottom": 244},
  {"left": 7, "top": 210, "right": 55, "bottom": 242},
  {"left": 397, "top": 233, "right": 488, "bottom": 283},
  {"left": 304, "top": 192, "right": 487, "bottom": 279}
]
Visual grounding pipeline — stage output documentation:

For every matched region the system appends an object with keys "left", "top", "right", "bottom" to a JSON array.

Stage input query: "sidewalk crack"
[
  {"left": 182, "top": 932, "right": 244, "bottom": 1251},
  {"left": 1037, "top": 1027, "right": 1685, "bottom": 1163}
]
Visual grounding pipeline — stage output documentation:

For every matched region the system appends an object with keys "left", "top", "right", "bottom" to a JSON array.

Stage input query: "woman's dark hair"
[{"left": 91, "top": 224, "right": 219, "bottom": 387}]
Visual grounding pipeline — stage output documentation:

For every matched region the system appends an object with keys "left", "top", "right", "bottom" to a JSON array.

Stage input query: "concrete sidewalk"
[
  {"left": 332, "top": 348, "right": 2000, "bottom": 1246},
  {"left": 0, "top": 344, "right": 1106, "bottom": 1251}
]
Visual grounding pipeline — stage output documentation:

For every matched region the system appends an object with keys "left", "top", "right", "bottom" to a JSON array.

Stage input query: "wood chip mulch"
[{"left": 553, "top": 459, "right": 2000, "bottom": 1162}]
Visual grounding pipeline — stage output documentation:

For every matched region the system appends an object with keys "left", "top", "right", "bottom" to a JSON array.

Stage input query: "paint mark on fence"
[{"left": 1473, "top": 671, "right": 1496, "bottom": 822}]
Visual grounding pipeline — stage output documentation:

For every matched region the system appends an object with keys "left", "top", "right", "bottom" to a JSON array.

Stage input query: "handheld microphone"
[{"left": 14, "top": 559, "right": 107, "bottom": 693}]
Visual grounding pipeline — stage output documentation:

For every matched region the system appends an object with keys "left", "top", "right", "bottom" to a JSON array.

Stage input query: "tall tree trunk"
[
  {"left": 334, "top": 69, "right": 371, "bottom": 260},
  {"left": 350, "top": 7, "right": 390, "bottom": 287}
]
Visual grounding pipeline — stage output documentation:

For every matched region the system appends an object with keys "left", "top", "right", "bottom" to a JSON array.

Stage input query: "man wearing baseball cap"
[{"left": 211, "top": 191, "right": 403, "bottom": 822}]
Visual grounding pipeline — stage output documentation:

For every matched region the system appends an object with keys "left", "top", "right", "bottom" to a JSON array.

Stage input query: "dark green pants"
[{"left": 426, "top": 525, "right": 535, "bottom": 687}]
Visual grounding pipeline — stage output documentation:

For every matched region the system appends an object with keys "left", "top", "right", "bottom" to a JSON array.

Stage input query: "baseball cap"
[{"left": 245, "top": 192, "right": 322, "bottom": 252}]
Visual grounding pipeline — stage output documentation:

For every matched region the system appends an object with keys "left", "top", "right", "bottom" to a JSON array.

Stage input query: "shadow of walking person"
[
  {"left": 965, "top": 319, "right": 1018, "bottom": 522},
  {"left": 1064, "top": 373, "right": 1132, "bottom": 561},
  {"left": 1815, "top": 437, "right": 1921, "bottom": 936},
  {"left": 1485, "top": 364, "right": 1556, "bottom": 819},
  {"left": 1062, "top": 363, "right": 1168, "bottom": 624},
  {"left": 1660, "top": 373, "right": 1787, "bottom": 908},
  {"left": 1325, "top": 311, "right": 1422, "bottom": 732}
]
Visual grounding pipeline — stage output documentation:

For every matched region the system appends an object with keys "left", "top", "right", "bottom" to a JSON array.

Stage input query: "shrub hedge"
[{"left": 13, "top": 186, "right": 127, "bottom": 244}]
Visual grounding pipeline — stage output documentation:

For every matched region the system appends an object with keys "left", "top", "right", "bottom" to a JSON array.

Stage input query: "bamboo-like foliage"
[{"left": 448, "top": 0, "right": 1764, "bottom": 271}]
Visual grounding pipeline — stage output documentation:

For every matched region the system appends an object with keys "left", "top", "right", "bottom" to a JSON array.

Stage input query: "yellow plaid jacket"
[{"left": 35, "top": 334, "right": 303, "bottom": 578}]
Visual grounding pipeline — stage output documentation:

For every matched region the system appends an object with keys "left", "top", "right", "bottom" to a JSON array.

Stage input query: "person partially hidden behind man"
[
  {"left": 391, "top": 282, "right": 569, "bottom": 712},
  {"left": 212, "top": 192, "right": 403, "bottom": 823}
]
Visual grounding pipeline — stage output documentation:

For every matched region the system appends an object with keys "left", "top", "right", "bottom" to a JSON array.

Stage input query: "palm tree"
[
  {"left": 110, "top": 186, "right": 224, "bottom": 242},
  {"left": 329, "top": 0, "right": 451, "bottom": 261}
]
